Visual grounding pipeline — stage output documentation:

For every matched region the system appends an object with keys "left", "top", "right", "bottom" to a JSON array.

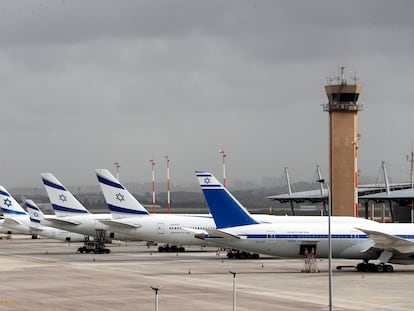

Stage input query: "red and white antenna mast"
[
  {"left": 165, "top": 154, "right": 171, "bottom": 214},
  {"left": 114, "top": 162, "right": 120, "bottom": 181},
  {"left": 150, "top": 159, "right": 156, "bottom": 213},
  {"left": 407, "top": 151, "right": 414, "bottom": 189},
  {"left": 219, "top": 149, "right": 227, "bottom": 188}
]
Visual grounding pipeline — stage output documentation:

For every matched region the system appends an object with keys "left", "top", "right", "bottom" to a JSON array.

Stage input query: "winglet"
[
  {"left": 195, "top": 171, "right": 259, "bottom": 229},
  {"left": 95, "top": 169, "right": 150, "bottom": 218},
  {"left": 41, "top": 173, "right": 89, "bottom": 216}
]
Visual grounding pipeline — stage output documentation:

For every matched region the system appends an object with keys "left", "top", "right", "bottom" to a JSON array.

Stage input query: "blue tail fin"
[{"left": 195, "top": 171, "right": 258, "bottom": 229}]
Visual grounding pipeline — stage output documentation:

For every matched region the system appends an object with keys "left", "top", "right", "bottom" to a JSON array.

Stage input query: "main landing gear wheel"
[
  {"left": 158, "top": 245, "right": 185, "bottom": 252},
  {"left": 356, "top": 262, "right": 393, "bottom": 273}
]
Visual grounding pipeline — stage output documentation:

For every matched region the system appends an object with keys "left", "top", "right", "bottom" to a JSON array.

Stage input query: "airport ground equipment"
[{"left": 77, "top": 229, "right": 110, "bottom": 254}]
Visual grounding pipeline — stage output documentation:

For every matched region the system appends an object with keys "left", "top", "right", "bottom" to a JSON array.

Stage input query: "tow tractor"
[{"left": 77, "top": 229, "right": 110, "bottom": 254}]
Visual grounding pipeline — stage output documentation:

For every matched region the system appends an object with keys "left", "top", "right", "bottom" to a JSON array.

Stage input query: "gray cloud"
[{"left": 0, "top": 0, "right": 414, "bottom": 189}]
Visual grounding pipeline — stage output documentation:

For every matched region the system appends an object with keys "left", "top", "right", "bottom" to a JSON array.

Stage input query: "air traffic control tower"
[{"left": 323, "top": 67, "right": 363, "bottom": 216}]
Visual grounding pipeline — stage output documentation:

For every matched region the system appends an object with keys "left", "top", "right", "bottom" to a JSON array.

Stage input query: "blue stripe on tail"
[
  {"left": 42, "top": 178, "right": 65, "bottom": 191},
  {"left": 97, "top": 175, "right": 124, "bottom": 190},
  {"left": 108, "top": 204, "right": 149, "bottom": 215},
  {"left": 52, "top": 204, "right": 88, "bottom": 214}
]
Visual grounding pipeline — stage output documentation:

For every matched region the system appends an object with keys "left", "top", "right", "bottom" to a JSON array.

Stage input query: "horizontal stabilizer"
[
  {"left": 206, "top": 228, "right": 241, "bottom": 240},
  {"left": 29, "top": 227, "right": 43, "bottom": 232},
  {"left": 3, "top": 218, "right": 24, "bottom": 226},
  {"left": 46, "top": 218, "right": 81, "bottom": 226},
  {"left": 99, "top": 220, "right": 141, "bottom": 229},
  {"left": 356, "top": 227, "right": 414, "bottom": 254}
]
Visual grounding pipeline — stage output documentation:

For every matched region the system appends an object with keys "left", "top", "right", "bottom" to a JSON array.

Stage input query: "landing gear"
[
  {"left": 226, "top": 249, "right": 260, "bottom": 259},
  {"left": 355, "top": 262, "right": 394, "bottom": 273},
  {"left": 158, "top": 245, "right": 185, "bottom": 252}
]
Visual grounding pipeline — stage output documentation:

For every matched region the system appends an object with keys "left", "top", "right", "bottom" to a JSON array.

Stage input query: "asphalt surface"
[{"left": 0, "top": 234, "right": 413, "bottom": 311}]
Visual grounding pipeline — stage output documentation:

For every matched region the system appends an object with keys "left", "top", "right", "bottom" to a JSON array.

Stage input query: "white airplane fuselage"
[
  {"left": 106, "top": 214, "right": 215, "bottom": 246},
  {"left": 103, "top": 214, "right": 376, "bottom": 247},
  {"left": 206, "top": 217, "right": 414, "bottom": 265}
]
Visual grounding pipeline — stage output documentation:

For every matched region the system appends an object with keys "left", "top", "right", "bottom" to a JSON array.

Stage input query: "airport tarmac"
[{"left": 0, "top": 235, "right": 413, "bottom": 311}]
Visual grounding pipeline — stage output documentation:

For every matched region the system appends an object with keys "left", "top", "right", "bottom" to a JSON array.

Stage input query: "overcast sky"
[{"left": 1, "top": 0, "right": 414, "bottom": 189}]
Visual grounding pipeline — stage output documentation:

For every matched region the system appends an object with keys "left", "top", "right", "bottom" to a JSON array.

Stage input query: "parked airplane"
[
  {"left": 196, "top": 171, "right": 414, "bottom": 272},
  {"left": 95, "top": 168, "right": 215, "bottom": 251},
  {"left": 0, "top": 185, "right": 34, "bottom": 236},
  {"left": 25, "top": 199, "right": 86, "bottom": 242},
  {"left": 95, "top": 169, "right": 365, "bottom": 253},
  {"left": 40, "top": 173, "right": 135, "bottom": 243}
]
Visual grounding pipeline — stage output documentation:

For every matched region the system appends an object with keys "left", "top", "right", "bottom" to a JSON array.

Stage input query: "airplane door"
[
  {"left": 157, "top": 223, "right": 165, "bottom": 234},
  {"left": 267, "top": 231, "right": 276, "bottom": 242},
  {"left": 351, "top": 230, "right": 359, "bottom": 244}
]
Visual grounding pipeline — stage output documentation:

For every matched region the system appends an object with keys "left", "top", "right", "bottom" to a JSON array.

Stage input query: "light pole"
[
  {"left": 150, "top": 159, "right": 156, "bottom": 213},
  {"left": 150, "top": 285, "right": 160, "bottom": 311},
  {"left": 317, "top": 179, "right": 332, "bottom": 311},
  {"left": 165, "top": 154, "right": 171, "bottom": 214},
  {"left": 229, "top": 270, "right": 237, "bottom": 311},
  {"left": 114, "top": 162, "right": 120, "bottom": 181},
  {"left": 219, "top": 149, "right": 227, "bottom": 188}
]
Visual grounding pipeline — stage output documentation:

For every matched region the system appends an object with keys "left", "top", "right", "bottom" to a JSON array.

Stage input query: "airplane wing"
[
  {"left": 46, "top": 218, "right": 81, "bottom": 226},
  {"left": 99, "top": 220, "right": 141, "bottom": 229},
  {"left": 356, "top": 227, "right": 414, "bottom": 253}
]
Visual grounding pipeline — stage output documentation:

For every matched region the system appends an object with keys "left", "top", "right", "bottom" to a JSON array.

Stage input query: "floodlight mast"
[
  {"left": 150, "top": 159, "right": 156, "bottom": 213},
  {"left": 165, "top": 154, "right": 171, "bottom": 214},
  {"left": 114, "top": 162, "right": 120, "bottom": 181},
  {"left": 219, "top": 149, "right": 227, "bottom": 188}
]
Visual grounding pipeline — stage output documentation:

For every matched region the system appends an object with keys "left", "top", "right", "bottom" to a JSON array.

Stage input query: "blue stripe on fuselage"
[{"left": 205, "top": 233, "right": 414, "bottom": 240}]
